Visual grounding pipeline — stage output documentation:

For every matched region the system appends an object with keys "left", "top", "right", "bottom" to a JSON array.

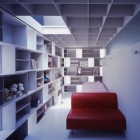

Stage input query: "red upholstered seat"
[{"left": 66, "top": 93, "right": 126, "bottom": 131}]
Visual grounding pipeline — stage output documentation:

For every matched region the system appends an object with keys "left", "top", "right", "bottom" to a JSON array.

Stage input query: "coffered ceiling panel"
[
  {"left": 67, "top": 17, "right": 88, "bottom": 28},
  {"left": 60, "top": 4, "right": 88, "bottom": 16},
  {"left": 89, "top": 18, "right": 103, "bottom": 28},
  {"left": 0, "top": 0, "right": 140, "bottom": 48},
  {"left": 18, "top": 0, "right": 53, "bottom": 4},
  {"left": 89, "top": 4, "right": 108, "bottom": 16},
  {"left": 108, "top": 4, "right": 135, "bottom": 16},
  {"left": 89, "top": 0, "right": 112, "bottom": 4}
]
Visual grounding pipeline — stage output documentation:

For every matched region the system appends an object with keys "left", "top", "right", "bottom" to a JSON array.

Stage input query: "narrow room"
[{"left": 0, "top": 1, "right": 140, "bottom": 140}]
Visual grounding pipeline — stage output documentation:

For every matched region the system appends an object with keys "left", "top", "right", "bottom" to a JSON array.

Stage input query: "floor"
[{"left": 25, "top": 93, "right": 127, "bottom": 140}]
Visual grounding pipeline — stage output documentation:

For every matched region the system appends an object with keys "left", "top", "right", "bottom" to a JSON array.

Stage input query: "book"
[{"left": 31, "top": 59, "right": 37, "bottom": 69}]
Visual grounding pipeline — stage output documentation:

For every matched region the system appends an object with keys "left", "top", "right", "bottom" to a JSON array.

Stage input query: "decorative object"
[
  {"left": 31, "top": 59, "right": 37, "bottom": 69},
  {"left": 77, "top": 67, "right": 82, "bottom": 75},
  {"left": 37, "top": 82, "right": 41, "bottom": 87},
  {"left": 44, "top": 72, "right": 50, "bottom": 84},
  {"left": 31, "top": 98, "right": 40, "bottom": 107},
  {"left": 4, "top": 83, "right": 25, "bottom": 102}
]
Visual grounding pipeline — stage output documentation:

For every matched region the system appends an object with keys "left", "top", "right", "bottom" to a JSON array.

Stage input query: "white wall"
[{"left": 103, "top": 42, "right": 140, "bottom": 140}]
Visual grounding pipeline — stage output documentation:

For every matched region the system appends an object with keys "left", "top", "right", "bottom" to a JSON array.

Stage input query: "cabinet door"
[
  {"left": 76, "top": 49, "right": 82, "bottom": 58},
  {"left": 2, "top": 102, "right": 16, "bottom": 130},
  {"left": 28, "top": 111, "right": 37, "bottom": 133},
  {"left": 51, "top": 42, "right": 55, "bottom": 56},
  {"left": 100, "top": 48, "right": 106, "bottom": 58},
  {"left": 27, "top": 27, "right": 36, "bottom": 51},
  {"left": 100, "top": 67, "right": 103, "bottom": 76},
  {"left": 88, "top": 58, "right": 94, "bottom": 67},
  {"left": 64, "top": 76, "right": 71, "bottom": 85},
  {"left": 2, "top": 45, "right": 15, "bottom": 74},
  {"left": 76, "top": 85, "right": 82, "bottom": 92},
  {"left": 88, "top": 76, "right": 94, "bottom": 82},
  {"left": 42, "top": 53, "right": 48, "bottom": 69},
  {"left": 64, "top": 58, "right": 70, "bottom": 67}
]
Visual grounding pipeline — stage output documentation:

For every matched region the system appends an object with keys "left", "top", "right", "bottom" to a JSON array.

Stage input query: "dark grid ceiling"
[{"left": 0, "top": 0, "right": 140, "bottom": 48}]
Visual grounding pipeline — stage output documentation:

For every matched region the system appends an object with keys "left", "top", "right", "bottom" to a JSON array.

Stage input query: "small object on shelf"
[
  {"left": 31, "top": 59, "right": 37, "bottom": 69},
  {"left": 58, "top": 73, "right": 62, "bottom": 78},
  {"left": 18, "top": 83, "right": 24, "bottom": 93},
  {"left": 7, "top": 96, "right": 13, "bottom": 101},
  {"left": 61, "top": 58, "right": 64, "bottom": 66},
  {"left": 31, "top": 98, "right": 40, "bottom": 107},
  {"left": 77, "top": 67, "right": 82, "bottom": 75},
  {"left": 4, "top": 83, "right": 25, "bottom": 102},
  {"left": 44, "top": 73, "right": 50, "bottom": 84},
  {"left": 16, "top": 90, "right": 23, "bottom": 97},
  {"left": 37, "top": 81, "right": 41, "bottom": 87},
  {"left": 13, "top": 94, "right": 17, "bottom": 99},
  {"left": 4, "top": 88, "right": 12, "bottom": 102}
]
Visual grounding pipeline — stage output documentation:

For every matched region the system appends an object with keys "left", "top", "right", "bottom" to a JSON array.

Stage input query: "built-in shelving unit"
[
  {"left": 0, "top": 9, "right": 64, "bottom": 140},
  {"left": 64, "top": 48, "right": 103, "bottom": 93}
]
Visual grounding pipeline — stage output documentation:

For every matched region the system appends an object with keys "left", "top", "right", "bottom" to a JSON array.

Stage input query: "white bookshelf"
[
  {"left": 64, "top": 48, "right": 103, "bottom": 93},
  {"left": 0, "top": 9, "right": 64, "bottom": 139}
]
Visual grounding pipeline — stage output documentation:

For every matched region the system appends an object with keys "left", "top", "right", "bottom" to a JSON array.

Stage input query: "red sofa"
[{"left": 66, "top": 93, "right": 126, "bottom": 131}]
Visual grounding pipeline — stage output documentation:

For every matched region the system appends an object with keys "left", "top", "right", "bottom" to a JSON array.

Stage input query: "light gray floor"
[{"left": 25, "top": 93, "right": 127, "bottom": 140}]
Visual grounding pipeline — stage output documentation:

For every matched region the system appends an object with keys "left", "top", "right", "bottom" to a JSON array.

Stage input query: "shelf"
[
  {"left": 31, "top": 88, "right": 43, "bottom": 107},
  {"left": 16, "top": 61, "right": 30, "bottom": 71},
  {"left": 16, "top": 106, "right": 30, "bottom": 123},
  {"left": 30, "top": 52, "right": 43, "bottom": 70},
  {"left": 16, "top": 113, "right": 30, "bottom": 129},
  {"left": 16, "top": 103, "right": 30, "bottom": 114},
  {"left": 36, "top": 42, "right": 44, "bottom": 46},
  {"left": 37, "top": 77, "right": 44, "bottom": 80},
  {"left": 28, "top": 86, "right": 43, "bottom": 95},
  {"left": 0, "top": 9, "right": 64, "bottom": 140},
  {"left": 16, "top": 96, "right": 31, "bottom": 121},
  {"left": 37, "top": 107, "right": 45, "bottom": 118},
  {"left": 16, "top": 59, "right": 30, "bottom": 62}
]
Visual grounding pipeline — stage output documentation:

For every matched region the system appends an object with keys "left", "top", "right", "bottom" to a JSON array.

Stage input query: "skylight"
[{"left": 42, "top": 16, "right": 71, "bottom": 34}]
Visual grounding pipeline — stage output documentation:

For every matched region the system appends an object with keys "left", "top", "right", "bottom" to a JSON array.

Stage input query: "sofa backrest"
[{"left": 71, "top": 93, "right": 118, "bottom": 108}]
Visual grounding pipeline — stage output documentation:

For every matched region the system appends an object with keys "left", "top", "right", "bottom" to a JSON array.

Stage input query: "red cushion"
[
  {"left": 67, "top": 108, "right": 126, "bottom": 130},
  {"left": 72, "top": 93, "right": 118, "bottom": 108}
]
